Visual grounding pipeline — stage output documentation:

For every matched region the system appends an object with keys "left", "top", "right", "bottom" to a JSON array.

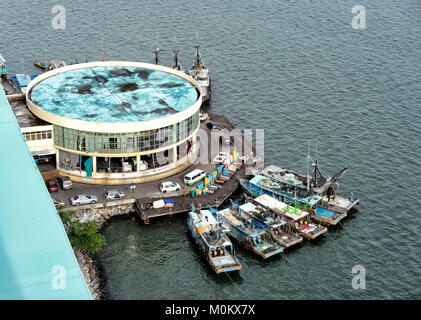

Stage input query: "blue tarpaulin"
[
  {"left": 15, "top": 74, "right": 32, "bottom": 88},
  {"left": 84, "top": 156, "right": 92, "bottom": 177},
  {"left": 316, "top": 207, "right": 335, "bottom": 218}
]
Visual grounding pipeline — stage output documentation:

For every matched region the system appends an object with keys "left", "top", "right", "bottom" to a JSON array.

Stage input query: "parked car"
[
  {"left": 206, "top": 121, "right": 220, "bottom": 131},
  {"left": 69, "top": 194, "right": 98, "bottom": 206},
  {"left": 212, "top": 152, "right": 233, "bottom": 165},
  {"left": 45, "top": 180, "right": 59, "bottom": 192},
  {"left": 184, "top": 169, "right": 206, "bottom": 186},
  {"left": 160, "top": 181, "right": 181, "bottom": 193},
  {"left": 104, "top": 190, "right": 125, "bottom": 201},
  {"left": 199, "top": 112, "right": 208, "bottom": 122},
  {"left": 58, "top": 176, "right": 72, "bottom": 190}
]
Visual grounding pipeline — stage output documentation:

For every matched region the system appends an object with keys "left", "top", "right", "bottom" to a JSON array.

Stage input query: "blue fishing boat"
[
  {"left": 239, "top": 175, "right": 347, "bottom": 226},
  {"left": 215, "top": 207, "right": 283, "bottom": 259},
  {"left": 260, "top": 164, "right": 359, "bottom": 217},
  {"left": 239, "top": 202, "right": 303, "bottom": 248},
  {"left": 187, "top": 209, "right": 242, "bottom": 274}
]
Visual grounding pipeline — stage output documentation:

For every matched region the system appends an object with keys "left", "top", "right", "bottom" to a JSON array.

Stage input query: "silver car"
[
  {"left": 104, "top": 190, "right": 125, "bottom": 201},
  {"left": 70, "top": 194, "right": 98, "bottom": 206}
]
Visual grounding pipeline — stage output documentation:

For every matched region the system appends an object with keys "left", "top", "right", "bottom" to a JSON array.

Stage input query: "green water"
[{"left": 2, "top": 0, "right": 420, "bottom": 299}]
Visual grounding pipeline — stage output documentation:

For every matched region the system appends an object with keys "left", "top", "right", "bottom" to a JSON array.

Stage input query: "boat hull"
[{"left": 187, "top": 212, "right": 242, "bottom": 274}]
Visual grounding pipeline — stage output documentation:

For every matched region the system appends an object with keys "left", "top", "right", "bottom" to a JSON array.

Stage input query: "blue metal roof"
[{"left": 0, "top": 85, "right": 91, "bottom": 299}]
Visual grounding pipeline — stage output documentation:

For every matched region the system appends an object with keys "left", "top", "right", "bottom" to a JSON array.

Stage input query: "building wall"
[{"left": 24, "top": 61, "right": 202, "bottom": 184}]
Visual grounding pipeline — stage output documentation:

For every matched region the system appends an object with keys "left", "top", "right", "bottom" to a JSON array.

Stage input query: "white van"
[{"left": 184, "top": 169, "right": 206, "bottom": 186}]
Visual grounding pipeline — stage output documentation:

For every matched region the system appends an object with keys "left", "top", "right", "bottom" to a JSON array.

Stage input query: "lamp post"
[{"left": 130, "top": 185, "right": 136, "bottom": 199}]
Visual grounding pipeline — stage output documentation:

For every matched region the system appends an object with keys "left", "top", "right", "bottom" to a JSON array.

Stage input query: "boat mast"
[
  {"left": 193, "top": 45, "right": 205, "bottom": 70},
  {"left": 216, "top": 210, "right": 220, "bottom": 240},
  {"left": 44, "top": 44, "right": 48, "bottom": 72},
  {"left": 172, "top": 48, "right": 181, "bottom": 70},
  {"left": 153, "top": 48, "right": 160, "bottom": 65},
  {"left": 101, "top": 36, "right": 105, "bottom": 61},
  {"left": 307, "top": 141, "right": 310, "bottom": 191}
]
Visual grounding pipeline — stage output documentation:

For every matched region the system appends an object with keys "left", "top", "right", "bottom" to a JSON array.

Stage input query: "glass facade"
[
  {"left": 23, "top": 129, "right": 52, "bottom": 141},
  {"left": 53, "top": 111, "right": 199, "bottom": 154}
]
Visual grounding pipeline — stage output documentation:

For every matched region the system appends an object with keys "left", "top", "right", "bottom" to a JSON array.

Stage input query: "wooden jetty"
[{"left": 135, "top": 165, "right": 247, "bottom": 224}]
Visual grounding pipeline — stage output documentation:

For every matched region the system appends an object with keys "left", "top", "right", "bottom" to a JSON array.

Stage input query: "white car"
[
  {"left": 70, "top": 194, "right": 98, "bottom": 206},
  {"left": 160, "top": 181, "right": 181, "bottom": 193},
  {"left": 212, "top": 152, "right": 233, "bottom": 165},
  {"left": 104, "top": 190, "right": 125, "bottom": 201},
  {"left": 199, "top": 112, "right": 208, "bottom": 122}
]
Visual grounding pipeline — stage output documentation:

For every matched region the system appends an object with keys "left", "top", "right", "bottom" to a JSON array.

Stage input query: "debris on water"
[
  {"left": 122, "top": 102, "right": 131, "bottom": 108},
  {"left": 84, "top": 114, "right": 97, "bottom": 118}
]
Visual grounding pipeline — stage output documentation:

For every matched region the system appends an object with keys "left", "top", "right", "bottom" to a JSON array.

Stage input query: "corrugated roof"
[{"left": 0, "top": 85, "right": 91, "bottom": 299}]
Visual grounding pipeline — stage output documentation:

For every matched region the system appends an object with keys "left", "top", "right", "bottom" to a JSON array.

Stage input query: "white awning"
[{"left": 32, "top": 149, "right": 56, "bottom": 156}]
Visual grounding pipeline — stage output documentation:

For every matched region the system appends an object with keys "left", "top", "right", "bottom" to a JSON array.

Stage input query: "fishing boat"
[
  {"left": 171, "top": 48, "right": 183, "bottom": 72},
  {"left": 239, "top": 201, "right": 303, "bottom": 248},
  {"left": 239, "top": 175, "right": 347, "bottom": 226},
  {"left": 47, "top": 60, "right": 66, "bottom": 71},
  {"left": 187, "top": 208, "right": 242, "bottom": 274},
  {"left": 0, "top": 56, "right": 19, "bottom": 95},
  {"left": 260, "top": 163, "right": 359, "bottom": 217},
  {"left": 253, "top": 194, "right": 327, "bottom": 240},
  {"left": 214, "top": 207, "right": 283, "bottom": 259},
  {"left": 187, "top": 45, "right": 211, "bottom": 101},
  {"left": 33, "top": 61, "right": 47, "bottom": 70}
]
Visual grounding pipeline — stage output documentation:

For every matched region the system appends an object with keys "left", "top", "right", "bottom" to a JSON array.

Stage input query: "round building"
[{"left": 26, "top": 61, "right": 202, "bottom": 184}]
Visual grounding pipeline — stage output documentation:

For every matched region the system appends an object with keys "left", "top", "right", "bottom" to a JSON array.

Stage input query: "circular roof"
[{"left": 29, "top": 65, "right": 198, "bottom": 123}]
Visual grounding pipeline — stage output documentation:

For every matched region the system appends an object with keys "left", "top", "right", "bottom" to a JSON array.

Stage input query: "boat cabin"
[{"left": 253, "top": 194, "right": 327, "bottom": 240}]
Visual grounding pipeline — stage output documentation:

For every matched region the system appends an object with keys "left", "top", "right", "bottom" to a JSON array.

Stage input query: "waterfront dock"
[{"left": 134, "top": 165, "right": 247, "bottom": 224}]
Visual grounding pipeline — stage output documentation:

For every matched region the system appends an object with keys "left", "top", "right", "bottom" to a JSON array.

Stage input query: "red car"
[{"left": 45, "top": 180, "right": 59, "bottom": 192}]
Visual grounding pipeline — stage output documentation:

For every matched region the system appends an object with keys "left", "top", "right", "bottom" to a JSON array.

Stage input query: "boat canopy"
[
  {"left": 218, "top": 208, "right": 265, "bottom": 238},
  {"left": 191, "top": 210, "right": 231, "bottom": 248},
  {"left": 254, "top": 194, "right": 310, "bottom": 221},
  {"left": 239, "top": 202, "right": 286, "bottom": 227},
  {"left": 15, "top": 74, "right": 32, "bottom": 88},
  {"left": 239, "top": 202, "right": 257, "bottom": 213}
]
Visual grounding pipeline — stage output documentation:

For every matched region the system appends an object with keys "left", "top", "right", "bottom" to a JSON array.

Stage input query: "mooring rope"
[{"left": 224, "top": 270, "right": 256, "bottom": 300}]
